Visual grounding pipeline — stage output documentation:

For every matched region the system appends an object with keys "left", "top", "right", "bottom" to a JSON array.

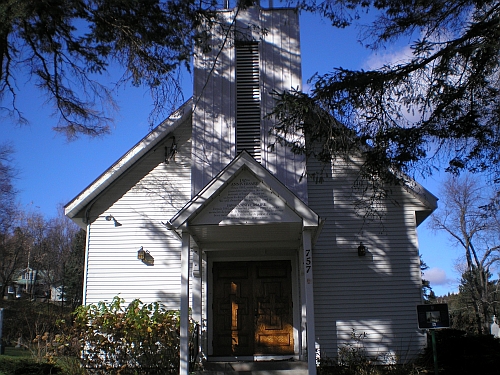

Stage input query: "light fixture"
[
  {"left": 105, "top": 215, "right": 122, "bottom": 227},
  {"left": 137, "top": 246, "right": 146, "bottom": 260},
  {"left": 357, "top": 242, "right": 367, "bottom": 257},
  {"left": 137, "top": 247, "right": 154, "bottom": 265}
]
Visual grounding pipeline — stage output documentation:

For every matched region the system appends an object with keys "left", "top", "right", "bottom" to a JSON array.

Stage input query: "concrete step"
[{"left": 193, "top": 361, "right": 308, "bottom": 375}]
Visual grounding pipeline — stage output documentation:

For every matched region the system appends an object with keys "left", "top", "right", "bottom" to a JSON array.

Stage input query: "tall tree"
[
  {"left": 64, "top": 228, "right": 86, "bottom": 309},
  {"left": 0, "top": 0, "right": 228, "bottom": 138},
  {"left": 430, "top": 175, "right": 500, "bottom": 333},
  {"left": 0, "top": 143, "right": 16, "bottom": 232},
  {"left": 0, "top": 143, "right": 21, "bottom": 298},
  {"left": 420, "top": 255, "right": 434, "bottom": 302},
  {"left": 0, "top": 226, "right": 27, "bottom": 299},
  {"left": 271, "top": 0, "right": 500, "bottom": 186},
  {"left": 44, "top": 205, "right": 80, "bottom": 302},
  {"left": 17, "top": 211, "right": 47, "bottom": 299},
  {"left": 3, "top": 0, "right": 500, "bottom": 186}
]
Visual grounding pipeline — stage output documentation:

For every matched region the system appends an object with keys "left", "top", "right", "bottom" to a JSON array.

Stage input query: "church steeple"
[{"left": 191, "top": 5, "right": 306, "bottom": 202}]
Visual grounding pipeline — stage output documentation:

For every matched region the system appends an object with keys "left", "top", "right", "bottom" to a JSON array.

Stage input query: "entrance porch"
[{"left": 168, "top": 152, "right": 321, "bottom": 375}]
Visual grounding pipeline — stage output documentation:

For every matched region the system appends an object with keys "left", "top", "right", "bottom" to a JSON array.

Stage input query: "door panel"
[
  {"left": 212, "top": 261, "right": 294, "bottom": 356},
  {"left": 254, "top": 262, "right": 294, "bottom": 354},
  {"left": 212, "top": 263, "right": 252, "bottom": 355}
]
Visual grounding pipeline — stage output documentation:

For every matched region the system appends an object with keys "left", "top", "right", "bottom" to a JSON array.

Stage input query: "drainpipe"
[
  {"left": 81, "top": 222, "right": 91, "bottom": 306},
  {"left": 81, "top": 200, "right": 97, "bottom": 306}
]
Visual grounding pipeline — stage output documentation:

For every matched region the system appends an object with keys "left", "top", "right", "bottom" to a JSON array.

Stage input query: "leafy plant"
[
  {"left": 67, "top": 296, "right": 188, "bottom": 375},
  {"left": 338, "top": 329, "right": 370, "bottom": 367},
  {"left": 317, "top": 329, "right": 427, "bottom": 375}
]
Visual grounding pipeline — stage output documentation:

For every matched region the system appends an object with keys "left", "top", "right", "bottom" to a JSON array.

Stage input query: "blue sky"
[{"left": 1, "top": 7, "right": 459, "bottom": 296}]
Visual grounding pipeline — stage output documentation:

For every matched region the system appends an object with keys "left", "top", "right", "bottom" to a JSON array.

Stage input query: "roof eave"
[{"left": 65, "top": 99, "right": 193, "bottom": 221}]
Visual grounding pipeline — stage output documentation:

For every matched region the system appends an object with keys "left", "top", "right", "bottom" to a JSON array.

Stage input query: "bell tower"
[{"left": 191, "top": 4, "right": 307, "bottom": 202}]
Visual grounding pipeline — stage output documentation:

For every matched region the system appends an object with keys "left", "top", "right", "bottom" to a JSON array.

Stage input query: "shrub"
[
  {"left": 317, "top": 329, "right": 425, "bottom": 375},
  {"left": 66, "top": 297, "right": 187, "bottom": 375},
  {"left": 0, "top": 300, "right": 73, "bottom": 353},
  {"left": 423, "top": 329, "right": 500, "bottom": 375}
]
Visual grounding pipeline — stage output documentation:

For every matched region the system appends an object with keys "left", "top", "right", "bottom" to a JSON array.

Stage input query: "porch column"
[
  {"left": 303, "top": 229, "right": 317, "bottom": 375},
  {"left": 180, "top": 231, "right": 191, "bottom": 375}
]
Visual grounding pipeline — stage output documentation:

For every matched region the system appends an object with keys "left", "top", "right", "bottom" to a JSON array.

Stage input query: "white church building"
[{"left": 65, "top": 4, "right": 437, "bottom": 375}]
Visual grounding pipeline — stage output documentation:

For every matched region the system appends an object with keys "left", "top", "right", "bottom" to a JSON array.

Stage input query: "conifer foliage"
[
  {"left": 0, "top": 0, "right": 223, "bottom": 138},
  {"left": 2, "top": 1, "right": 500, "bottom": 184},
  {"left": 273, "top": 1, "right": 500, "bottom": 184}
]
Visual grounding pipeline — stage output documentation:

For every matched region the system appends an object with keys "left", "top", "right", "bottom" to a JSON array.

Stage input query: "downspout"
[
  {"left": 82, "top": 222, "right": 91, "bottom": 306},
  {"left": 81, "top": 200, "right": 97, "bottom": 306}
]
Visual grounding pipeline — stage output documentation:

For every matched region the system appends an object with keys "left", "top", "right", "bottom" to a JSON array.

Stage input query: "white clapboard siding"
[
  {"left": 308, "top": 155, "right": 427, "bottom": 361},
  {"left": 84, "top": 122, "right": 192, "bottom": 308},
  {"left": 192, "top": 7, "right": 307, "bottom": 202},
  {"left": 192, "top": 8, "right": 236, "bottom": 196},
  {"left": 260, "top": 7, "right": 308, "bottom": 203}
]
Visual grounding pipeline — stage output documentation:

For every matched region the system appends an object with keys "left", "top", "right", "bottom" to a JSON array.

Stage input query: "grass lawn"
[
  {"left": 2, "top": 347, "right": 31, "bottom": 357},
  {"left": 0, "top": 347, "right": 69, "bottom": 375},
  {"left": 0, "top": 347, "right": 32, "bottom": 375}
]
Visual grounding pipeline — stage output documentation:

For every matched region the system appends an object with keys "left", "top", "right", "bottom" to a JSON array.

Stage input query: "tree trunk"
[{"left": 0, "top": 283, "right": 6, "bottom": 300}]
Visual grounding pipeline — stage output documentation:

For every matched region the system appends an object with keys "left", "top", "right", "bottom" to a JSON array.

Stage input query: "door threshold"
[
  {"left": 208, "top": 355, "right": 299, "bottom": 362},
  {"left": 203, "top": 359, "right": 307, "bottom": 372}
]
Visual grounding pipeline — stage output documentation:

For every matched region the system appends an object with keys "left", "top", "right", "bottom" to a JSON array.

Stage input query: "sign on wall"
[{"left": 192, "top": 170, "right": 301, "bottom": 225}]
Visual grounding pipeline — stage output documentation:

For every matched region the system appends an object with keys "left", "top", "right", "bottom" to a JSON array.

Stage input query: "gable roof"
[
  {"left": 390, "top": 168, "right": 438, "bottom": 225},
  {"left": 169, "top": 151, "right": 321, "bottom": 250},
  {"left": 64, "top": 99, "right": 192, "bottom": 223}
]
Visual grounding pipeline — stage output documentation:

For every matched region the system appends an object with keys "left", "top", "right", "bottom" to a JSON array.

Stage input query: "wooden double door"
[{"left": 212, "top": 260, "right": 294, "bottom": 356}]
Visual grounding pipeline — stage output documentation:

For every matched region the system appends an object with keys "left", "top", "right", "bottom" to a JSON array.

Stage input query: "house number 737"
[{"left": 305, "top": 249, "right": 312, "bottom": 273}]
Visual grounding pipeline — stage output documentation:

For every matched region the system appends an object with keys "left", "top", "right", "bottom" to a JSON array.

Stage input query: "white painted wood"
[
  {"left": 67, "top": 5, "right": 438, "bottom": 369},
  {"left": 65, "top": 102, "right": 192, "bottom": 226},
  {"left": 180, "top": 231, "right": 191, "bottom": 375},
  {"left": 81, "top": 119, "right": 192, "bottom": 306},
  {"left": 171, "top": 151, "right": 319, "bottom": 233},
  {"left": 260, "top": 8, "right": 307, "bottom": 203},
  {"left": 82, "top": 223, "right": 91, "bottom": 306},
  {"left": 302, "top": 229, "right": 317, "bottom": 375},
  {"left": 192, "top": 8, "right": 235, "bottom": 196},
  {"left": 307, "top": 155, "right": 432, "bottom": 362},
  {"left": 192, "top": 7, "right": 307, "bottom": 202}
]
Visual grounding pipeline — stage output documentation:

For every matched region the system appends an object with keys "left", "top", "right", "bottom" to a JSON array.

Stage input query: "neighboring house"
[
  {"left": 6, "top": 268, "right": 51, "bottom": 300},
  {"left": 49, "top": 285, "right": 65, "bottom": 302},
  {"left": 65, "top": 4, "right": 437, "bottom": 375}
]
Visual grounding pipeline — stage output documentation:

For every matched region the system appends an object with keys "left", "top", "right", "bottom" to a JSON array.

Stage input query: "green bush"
[
  {"left": 67, "top": 297, "right": 185, "bottom": 375},
  {"left": 424, "top": 329, "right": 500, "bottom": 375}
]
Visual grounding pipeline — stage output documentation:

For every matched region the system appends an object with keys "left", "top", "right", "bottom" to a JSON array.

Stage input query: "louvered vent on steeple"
[{"left": 236, "top": 42, "right": 261, "bottom": 162}]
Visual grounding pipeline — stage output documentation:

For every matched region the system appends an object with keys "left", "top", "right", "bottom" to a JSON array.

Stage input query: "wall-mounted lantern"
[
  {"left": 357, "top": 242, "right": 367, "bottom": 257},
  {"left": 137, "top": 247, "right": 154, "bottom": 265},
  {"left": 137, "top": 246, "right": 146, "bottom": 260}
]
